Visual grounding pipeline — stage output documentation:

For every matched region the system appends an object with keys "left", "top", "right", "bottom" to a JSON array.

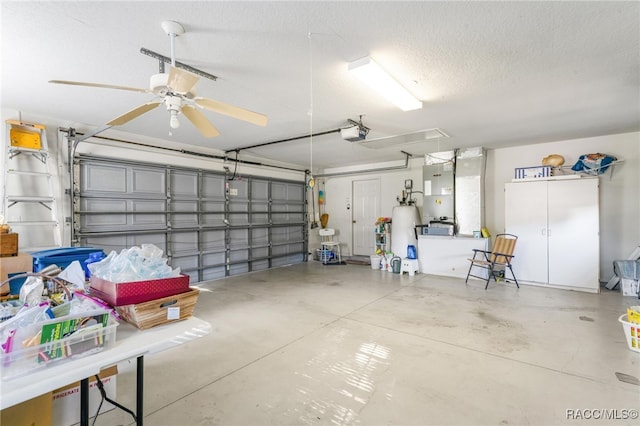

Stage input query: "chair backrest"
[
  {"left": 319, "top": 228, "right": 336, "bottom": 242},
  {"left": 319, "top": 228, "right": 335, "bottom": 237},
  {"left": 490, "top": 234, "right": 517, "bottom": 264}
]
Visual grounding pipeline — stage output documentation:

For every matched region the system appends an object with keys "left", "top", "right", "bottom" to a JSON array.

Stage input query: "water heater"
[{"left": 391, "top": 205, "right": 421, "bottom": 258}]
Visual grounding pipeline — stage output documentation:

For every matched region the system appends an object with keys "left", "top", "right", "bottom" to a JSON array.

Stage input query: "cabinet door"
[
  {"left": 505, "top": 181, "right": 548, "bottom": 283},
  {"left": 547, "top": 179, "right": 599, "bottom": 289}
]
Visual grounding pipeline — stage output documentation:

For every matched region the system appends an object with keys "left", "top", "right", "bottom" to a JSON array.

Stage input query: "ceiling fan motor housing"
[{"left": 150, "top": 73, "right": 170, "bottom": 96}]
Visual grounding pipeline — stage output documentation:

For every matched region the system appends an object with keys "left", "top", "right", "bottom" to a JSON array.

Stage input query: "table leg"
[
  {"left": 80, "top": 377, "right": 89, "bottom": 426},
  {"left": 137, "top": 355, "right": 144, "bottom": 426}
]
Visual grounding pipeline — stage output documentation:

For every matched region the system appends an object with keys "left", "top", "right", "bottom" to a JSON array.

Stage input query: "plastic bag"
[
  {"left": 19, "top": 276, "right": 45, "bottom": 305},
  {"left": 88, "top": 244, "right": 181, "bottom": 283},
  {"left": 57, "top": 260, "right": 87, "bottom": 291}
]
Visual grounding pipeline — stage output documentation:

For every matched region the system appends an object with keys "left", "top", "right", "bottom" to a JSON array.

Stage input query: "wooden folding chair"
[{"left": 465, "top": 233, "right": 519, "bottom": 290}]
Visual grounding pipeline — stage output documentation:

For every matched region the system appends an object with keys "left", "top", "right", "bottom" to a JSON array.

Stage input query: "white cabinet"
[{"left": 505, "top": 178, "right": 599, "bottom": 292}]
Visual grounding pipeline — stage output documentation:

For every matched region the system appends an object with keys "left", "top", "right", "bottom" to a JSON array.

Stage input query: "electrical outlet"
[{"left": 229, "top": 188, "right": 238, "bottom": 196}]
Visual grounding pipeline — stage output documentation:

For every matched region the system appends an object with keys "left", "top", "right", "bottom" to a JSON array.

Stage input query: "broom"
[{"left": 320, "top": 213, "right": 329, "bottom": 228}]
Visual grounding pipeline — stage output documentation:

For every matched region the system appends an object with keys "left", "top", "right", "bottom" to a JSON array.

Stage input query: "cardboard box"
[
  {"left": 514, "top": 165, "right": 551, "bottom": 180},
  {"left": 1, "top": 392, "right": 52, "bottom": 426},
  {"left": 52, "top": 366, "right": 117, "bottom": 426},
  {"left": 0, "top": 233, "right": 18, "bottom": 257},
  {"left": 89, "top": 274, "right": 190, "bottom": 306},
  {"left": 116, "top": 287, "right": 199, "bottom": 329},
  {"left": 0, "top": 252, "right": 32, "bottom": 295}
]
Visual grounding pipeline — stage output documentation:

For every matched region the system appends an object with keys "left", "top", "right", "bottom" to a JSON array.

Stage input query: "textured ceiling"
[{"left": 2, "top": 1, "right": 638, "bottom": 171}]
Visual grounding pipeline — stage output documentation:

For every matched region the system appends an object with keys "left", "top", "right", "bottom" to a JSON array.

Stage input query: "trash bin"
[{"left": 370, "top": 255, "right": 381, "bottom": 270}]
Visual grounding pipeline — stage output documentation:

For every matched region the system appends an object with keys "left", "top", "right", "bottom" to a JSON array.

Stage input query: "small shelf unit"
[{"left": 375, "top": 223, "right": 391, "bottom": 253}]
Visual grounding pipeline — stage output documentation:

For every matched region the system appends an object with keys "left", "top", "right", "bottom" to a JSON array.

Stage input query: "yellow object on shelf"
[
  {"left": 10, "top": 127, "right": 42, "bottom": 150},
  {"left": 481, "top": 227, "right": 491, "bottom": 238}
]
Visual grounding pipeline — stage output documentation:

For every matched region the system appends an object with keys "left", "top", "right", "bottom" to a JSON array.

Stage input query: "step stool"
[{"left": 400, "top": 258, "right": 419, "bottom": 276}]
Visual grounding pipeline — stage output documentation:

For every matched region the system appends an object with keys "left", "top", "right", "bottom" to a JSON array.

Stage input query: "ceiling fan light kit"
[
  {"left": 49, "top": 20, "right": 267, "bottom": 138},
  {"left": 348, "top": 56, "right": 423, "bottom": 112}
]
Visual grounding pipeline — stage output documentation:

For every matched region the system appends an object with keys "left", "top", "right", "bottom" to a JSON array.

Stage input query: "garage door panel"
[
  {"left": 81, "top": 164, "right": 127, "bottom": 193},
  {"left": 171, "top": 171, "right": 199, "bottom": 198},
  {"left": 202, "top": 175, "right": 225, "bottom": 199},
  {"left": 131, "top": 167, "right": 166, "bottom": 195}
]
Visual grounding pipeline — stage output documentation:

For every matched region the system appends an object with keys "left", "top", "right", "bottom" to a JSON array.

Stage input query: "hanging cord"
[
  {"left": 226, "top": 150, "right": 239, "bottom": 181},
  {"left": 308, "top": 31, "right": 314, "bottom": 187},
  {"left": 92, "top": 374, "right": 137, "bottom": 425}
]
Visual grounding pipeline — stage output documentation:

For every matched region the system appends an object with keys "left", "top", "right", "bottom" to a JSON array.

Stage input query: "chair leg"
[
  {"left": 465, "top": 262, "right": 473, "bottom": 284},
  {"left": 508, "top": 265, "right": 519, "bottom": 288}
]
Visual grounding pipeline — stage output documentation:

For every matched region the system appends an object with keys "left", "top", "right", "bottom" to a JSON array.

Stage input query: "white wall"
[
  {"left": 312, "top": 157, "right": 424, "bottom": 256},
  {"left": 485, "top": 131, "right": 640, "bottom": 280}
]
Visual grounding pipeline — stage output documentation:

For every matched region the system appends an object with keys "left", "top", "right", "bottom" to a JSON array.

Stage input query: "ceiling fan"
[{"left": 49, "top": 21, "right": 267, "bottom": 138}]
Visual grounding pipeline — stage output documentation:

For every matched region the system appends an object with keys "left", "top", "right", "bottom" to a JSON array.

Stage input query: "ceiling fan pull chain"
[{"left": 308, "top": 31, "right": 314, "bottom": 186}]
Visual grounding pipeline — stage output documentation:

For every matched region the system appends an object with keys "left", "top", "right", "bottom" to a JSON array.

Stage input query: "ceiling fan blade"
[
  {"left": 107, "top": 101, "right": 162, "bottom": 126},
  {"left": 49, "top": 80, "right": 149, "bottom": 93},
  {"left": 167, "top": 66, "right": 199, "bottom": 95},
  {"left": 182, "top": 105, "right": 220, "bottom": 138},
  {"left": 195, "top": 97, "right": 268, "bottom": 127}
]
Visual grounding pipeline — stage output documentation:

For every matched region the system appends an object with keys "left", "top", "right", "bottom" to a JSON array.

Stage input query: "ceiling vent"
[{"left": 359, "top": 128, "right": 449, "bottom": 149}]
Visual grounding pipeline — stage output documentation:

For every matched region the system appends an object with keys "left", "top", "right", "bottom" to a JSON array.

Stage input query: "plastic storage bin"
[
  {"left": 31, "top": 247, "right": 105, "bottom": 276},
  {"left": 316, "top": 249, "right": 334, "bottom": 263},
  {"left": 1, "top": 310, "right": 118, "bottom": 380},
  {"left": 618, "top": 314, "right": 640, "bottom": 353}
]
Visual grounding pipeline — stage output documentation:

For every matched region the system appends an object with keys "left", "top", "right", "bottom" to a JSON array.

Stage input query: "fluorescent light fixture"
[
  {"left": 348, "top": 56, "right": 423, "bottom": 111},
  {"left": 360, "top": 128, "right": 449, "bottom": 149}
]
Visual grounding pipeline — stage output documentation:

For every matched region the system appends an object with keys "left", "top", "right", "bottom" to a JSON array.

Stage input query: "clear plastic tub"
[{"left": 1, "top": 310, "right": 118, "bottom": 380}]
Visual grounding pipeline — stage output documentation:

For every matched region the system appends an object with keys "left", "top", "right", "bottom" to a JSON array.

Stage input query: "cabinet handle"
[{"left": 541, "top": 229, "right": 546, "bottom": 236}]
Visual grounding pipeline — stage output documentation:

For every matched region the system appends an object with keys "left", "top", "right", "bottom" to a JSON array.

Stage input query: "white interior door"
[
  {"left": 547, "top": 178, "right": 599, "bottom": 289},
  {"left": 505, "top": 181, "right": 548, "bottom": 283},
  {"left": 352, "top": 179, "right": 380, "bottom": 256}
]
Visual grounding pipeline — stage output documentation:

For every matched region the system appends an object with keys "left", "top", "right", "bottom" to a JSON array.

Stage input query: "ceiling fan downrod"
[{"left": 161, "top": 20, "right": 185, "bottom": 67}]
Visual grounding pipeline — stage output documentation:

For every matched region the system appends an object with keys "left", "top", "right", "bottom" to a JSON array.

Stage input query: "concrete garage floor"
[{"left": 95, "top": 262, "right": 639, "bottom": 426}]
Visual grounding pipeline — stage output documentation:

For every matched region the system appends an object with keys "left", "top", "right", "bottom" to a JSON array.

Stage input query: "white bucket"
[{"left": 370, "top": 255, "right": 381, "bottom": 270}]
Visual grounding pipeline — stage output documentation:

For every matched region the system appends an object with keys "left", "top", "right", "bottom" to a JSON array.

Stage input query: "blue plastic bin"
[
  {"left": 31, "top": 247, "right": 105, "bottom": 277},
  {"left": 7, "top": 272, "right": 26, "bottom": 295}
]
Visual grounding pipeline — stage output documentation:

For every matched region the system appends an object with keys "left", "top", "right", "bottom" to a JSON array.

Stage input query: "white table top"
[{"left": 0, "top": 317, "right": 212, "bottom": 410}]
